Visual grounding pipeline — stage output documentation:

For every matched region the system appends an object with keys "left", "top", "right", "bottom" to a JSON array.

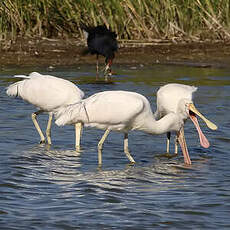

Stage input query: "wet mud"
[{"left": 1, "top": 37, "right": 230, "bottom": 68}]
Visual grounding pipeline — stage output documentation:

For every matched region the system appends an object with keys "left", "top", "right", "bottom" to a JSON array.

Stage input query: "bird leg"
[
  {"left": 166, "top": 132, "right": 171, "bottom": 153},
  {"left": 157, "top": 132, "right": 177, "bottom": 159},
  {"left": 104, "top": 59, "right": 113, "bottom": 81},
  {"left": 46, "top": 113, "right": 53, "bottom": 145},
  {"left": 98, "top": 129, "right": 110, "bottom": 165},
  {"left": 98, "top": 129, "right": 110, "bottom": 150},
  {"left": 174, "top": 136, "right": 179, "bottom": 155},
  {"left": 161, "top": 132, "right": 173, "bottom": 158},
  {"left": 166, "top": 132, "right": 178, "bottom": 158},
  {"left": 96, "top": 54, "right": 99, "bottom": 80},
  {"left": 124, "top": 133, "right": 135, "bottom": 163},
  {"left": 31, "top": 110, "right": 45, "bottom": 144},
  {"left": 75, "top": 122, "right": 83, "bottom": 151}
]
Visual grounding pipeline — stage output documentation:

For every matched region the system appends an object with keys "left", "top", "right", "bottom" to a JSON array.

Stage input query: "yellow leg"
[
  {"left": 124, "top": 133, "right": 135, "bottom": 163},
  {"left": 97, "top": 129, "right": 110, "bottom": 165},
  {"left": 75, "top": 123, "right": 83, "bottom": 151},
  {"left": 31, "top": 110, "right": 45, "bottom": 144},
  {"left": 97, "top": 149, "right": 102, "bottom": 167},
  {"left": 46, "top": 113, "right": 53, "bottom": 145}
]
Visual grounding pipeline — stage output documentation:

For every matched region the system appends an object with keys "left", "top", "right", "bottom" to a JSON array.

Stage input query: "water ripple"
[{"left": 1, "top": 68, "right": 230, "bottom": 229}]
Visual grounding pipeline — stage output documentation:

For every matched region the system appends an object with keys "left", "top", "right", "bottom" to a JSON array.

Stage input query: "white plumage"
[
  {"left": 55, "top": 90, "right": 187, "bottom": 165},
  {"left": 155, "top": 83, "right": 197, "bottom": 119},
  {"left": 6, "top": 72, "right": 84, "bottom": 148},
  {"left": 154, "top": 83, "right": 217, "bottom": 164}
]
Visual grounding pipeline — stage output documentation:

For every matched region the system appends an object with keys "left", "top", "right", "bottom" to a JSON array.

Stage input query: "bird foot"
[{"left": 39, "top": 140, "right": 46, "bottom": 144}]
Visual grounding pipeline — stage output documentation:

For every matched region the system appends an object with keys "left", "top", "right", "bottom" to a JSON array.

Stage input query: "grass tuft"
[{"left": 0, "top": 0, "right": 230, "bottom": 41}]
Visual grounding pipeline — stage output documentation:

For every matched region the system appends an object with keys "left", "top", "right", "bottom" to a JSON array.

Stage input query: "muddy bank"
[{"left": 1, "top": 37, "right": 230, "bottom": 69}]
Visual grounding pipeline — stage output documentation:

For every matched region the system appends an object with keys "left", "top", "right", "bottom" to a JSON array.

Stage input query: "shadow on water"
[{"left": 1, "top": 64, "right": 230, "bottom": 229}]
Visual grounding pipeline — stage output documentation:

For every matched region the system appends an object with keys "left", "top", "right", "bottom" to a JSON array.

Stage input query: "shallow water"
[{"left": 0, "top": 64, "right": 230, "bottom": 229}]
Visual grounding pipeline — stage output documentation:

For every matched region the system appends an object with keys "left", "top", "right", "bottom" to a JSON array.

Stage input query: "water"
[{"left": 0, "top": 64, "right": 230, "bottom": 229}]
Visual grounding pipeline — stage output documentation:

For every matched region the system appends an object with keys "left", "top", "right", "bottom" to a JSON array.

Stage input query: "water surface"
[{"left": 0, "top": 64, "right": 230, "bottom": 229}]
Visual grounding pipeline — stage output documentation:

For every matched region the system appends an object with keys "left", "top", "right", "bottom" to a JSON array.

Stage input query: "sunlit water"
[{"left": 0, "top": 64, "right": 230, "bottom": 229}]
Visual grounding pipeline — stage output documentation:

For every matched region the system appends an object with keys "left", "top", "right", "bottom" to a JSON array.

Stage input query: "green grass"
[{"left": 0, "top": 0, "right": 230, "bottom": 41}]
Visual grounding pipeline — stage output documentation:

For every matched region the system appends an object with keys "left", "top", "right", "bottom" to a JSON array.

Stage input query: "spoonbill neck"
[{"left": 139, "top": 112, "right": 181, "bottom": 135}]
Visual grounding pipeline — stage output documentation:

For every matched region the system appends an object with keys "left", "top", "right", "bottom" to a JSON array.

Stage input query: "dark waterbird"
[{"left": 81, "top": 24, "right": 118, "bottom": 82}]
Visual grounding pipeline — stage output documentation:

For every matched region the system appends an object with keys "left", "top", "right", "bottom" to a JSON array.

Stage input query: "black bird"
[{"left": 81, "top": 24, "right": 118, "bottom": 81}]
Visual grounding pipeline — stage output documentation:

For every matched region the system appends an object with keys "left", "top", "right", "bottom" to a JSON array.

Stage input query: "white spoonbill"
[
  {"left": 154, "top": 83, "right": 217, "bottom": 163},
  {"left": 6, "top": 72, "right": 84, "bottom": 149},
  {"left": 55, "top": 90, "right": 193, "bottom": 165}
]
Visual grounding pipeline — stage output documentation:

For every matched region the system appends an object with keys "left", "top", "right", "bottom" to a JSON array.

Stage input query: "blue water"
[{"left": 0, "top": 64, "right": 230, "bottom": 229}]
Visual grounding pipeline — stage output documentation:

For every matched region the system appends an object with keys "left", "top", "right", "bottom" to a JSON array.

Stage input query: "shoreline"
[{"left": 1, "top": 38, "right": 230, "bottom": 69}]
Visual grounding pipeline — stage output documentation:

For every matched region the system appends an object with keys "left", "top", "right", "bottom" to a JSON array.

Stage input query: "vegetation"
[{"left": 0, "top": 0, "right": 230, "bottom": 42}]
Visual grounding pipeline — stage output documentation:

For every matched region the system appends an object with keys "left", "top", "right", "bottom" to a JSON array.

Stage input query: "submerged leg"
[
  {"left": 97, "top": 129, "right": 110, "bottom": 165},
  {"left": 75, "top": 122, "right": 83, "bottom": 151},
  {"left": 124, "top": 133, "right": 135, "bottom": 163},
  {"left": 31, "top": 110, "right": 45, "bottom": 144},
  {"left": 46, "top": 113, "right": 53, "bottom": 145}
]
